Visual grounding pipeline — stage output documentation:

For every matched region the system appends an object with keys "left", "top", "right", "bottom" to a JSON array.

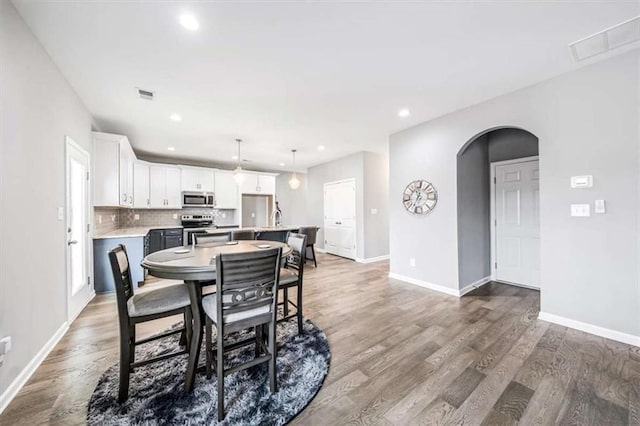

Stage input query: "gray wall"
[
  {"left": 456, "top": 135, "right": 491, "bottom": 287},
  {"left": 275, "top": 172, "right": 309, "bottom": 226},
  {"left": 1, "top": 2, "right": 96, "bottom": 397},
  {"left": 488, "top": 128, "right": 539, "bottom": 163},
  {"left": 241, "top": 195, "right": 269, "bottom": 227},
  {"left": 390, "top": 51, "right": 639, "bottom": 337},
  {"left": 363, "top": 152, "right": 390, "bottom": 258},
  {"left": 307, "top": 153, "right": 365, "bottom": 259}
]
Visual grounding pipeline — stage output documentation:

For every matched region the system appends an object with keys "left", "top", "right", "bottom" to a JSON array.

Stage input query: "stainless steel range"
[{"left": 181, "top": 214, "right": 216, "bottom": 245}]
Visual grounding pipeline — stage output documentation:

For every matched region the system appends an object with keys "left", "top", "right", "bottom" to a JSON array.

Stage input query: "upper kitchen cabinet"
[
  {"left": 181, "top": 166, "right": 214, "bottom": 192},
  {"left": 93, "top": 132, "right": 136, "bottom": 207},
  {"left": 149, "top": 165, "right": 181, "bottom": 208},
  {"left": 241, "top": 173, "right": 276, "bottom": 195},
  {"left": 214, "top": 171, "right": 239, "bottom": 209},
  {"left": 133, "top": 161, "right": 150, "bottom": 208}
]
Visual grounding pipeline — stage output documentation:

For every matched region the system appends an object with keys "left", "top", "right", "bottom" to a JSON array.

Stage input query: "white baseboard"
[
  {"left": 459, "top": 276, "right": 491, "bottom": 296},
  {"left": 388, "top": 272, "right": 460, "bottom": 297},
  {"left": 356, "top": 255, "right": 390, "bottom": 264},
  {"left": 314, "top": 247, "right": 327, "bottom": 254},
  {"left": 538, "top": 311, "right": 640, "bottom": 348},
  {"left": 0, "top": 321, "right": 69, "bottom": 414}
]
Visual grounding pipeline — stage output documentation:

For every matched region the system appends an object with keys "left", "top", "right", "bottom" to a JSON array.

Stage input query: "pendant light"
[
  {"left": 233, "top": 138, "right": 244, "bottom": 185},
  {"left": 288, "top": 149, "right": 301, "bottom": 190}
]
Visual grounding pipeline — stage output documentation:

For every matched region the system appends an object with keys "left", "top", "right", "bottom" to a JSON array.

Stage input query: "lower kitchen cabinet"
[
  {"left": 93, "top": 236, "right": 144, "bottom": 293},
  {"left": 147, "top": 228, "right": 183, "bottom": 253}
]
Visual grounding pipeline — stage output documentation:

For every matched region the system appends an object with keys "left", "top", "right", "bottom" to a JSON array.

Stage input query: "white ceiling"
[{"left": 12, "top": 1, "right": 639, "bottom": 171}]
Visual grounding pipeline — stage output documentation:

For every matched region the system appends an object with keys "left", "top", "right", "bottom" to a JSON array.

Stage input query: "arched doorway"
[{"left": 456, "top": 127, "right": 539, "bottom": 292}]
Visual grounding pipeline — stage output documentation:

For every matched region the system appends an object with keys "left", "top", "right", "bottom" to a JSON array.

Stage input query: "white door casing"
[
  {"left": 66, "top": 137, "right": 94, "bottom": 322},
  {"left": 324, "top": 179, "right": 356, "bottom": 260},
  {"left": 492, "top": 157, "right": 540, "bottom": 289}
]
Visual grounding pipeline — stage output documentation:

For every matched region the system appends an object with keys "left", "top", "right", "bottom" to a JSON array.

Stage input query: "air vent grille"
[
  {"left": 136, "top": 87, "right": 155, "bottom": 101},
  {"left": 569, "top": 16, "right": 640, "bottom": 62}
]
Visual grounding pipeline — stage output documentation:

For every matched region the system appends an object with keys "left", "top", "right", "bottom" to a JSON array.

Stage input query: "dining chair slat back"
[
  {"left": 204, "top": 247, "right": 282, "bottom": 421},
  {"left": 108, "top": 244, "right": 191, "bottom": 402},
  {"left": 195, "top": 233, "right": 231, "bottom": 245},
  {"left": 231, "top": 229, "right": 256, "bottom": 240}
]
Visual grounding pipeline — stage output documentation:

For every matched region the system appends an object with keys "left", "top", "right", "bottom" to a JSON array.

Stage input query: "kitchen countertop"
[{"left": 93, "top": 225, "right": 183, "bottom": 239}]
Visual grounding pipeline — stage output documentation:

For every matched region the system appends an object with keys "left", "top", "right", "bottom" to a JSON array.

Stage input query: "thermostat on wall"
[{"left": 570, "top": 175, "right": 593, "bottom": 188}]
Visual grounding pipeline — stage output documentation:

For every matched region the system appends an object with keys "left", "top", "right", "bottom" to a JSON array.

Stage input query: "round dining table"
[{"left": 141, "top": 240, "right": 292, "bottom": 392}]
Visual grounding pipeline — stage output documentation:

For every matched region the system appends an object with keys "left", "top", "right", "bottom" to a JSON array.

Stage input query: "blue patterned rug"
[{"left": 87, "top": 318, "right": 330, "bottom": 425}]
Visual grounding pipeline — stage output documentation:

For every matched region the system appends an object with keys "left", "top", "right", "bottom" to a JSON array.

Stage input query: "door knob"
[{"left": 68, "top": 240, "right": 78, "bottom": 245}]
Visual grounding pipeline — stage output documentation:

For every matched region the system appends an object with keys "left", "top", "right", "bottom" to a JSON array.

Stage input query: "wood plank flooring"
[{"left": 1, "top": 253, "right": 637, "bottom": 425}]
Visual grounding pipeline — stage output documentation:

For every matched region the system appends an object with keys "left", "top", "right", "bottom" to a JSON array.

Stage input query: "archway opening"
[{"left": 456, "top": 127, "right": 539, "bottom": 293}]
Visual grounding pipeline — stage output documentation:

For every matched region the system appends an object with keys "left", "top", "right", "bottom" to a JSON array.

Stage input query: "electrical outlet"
[
  {"left": 221, "top": 213, "right": 227, "bottom": 219},
  {"left": 134, "top": 214, "right": 140, "bottom": 221},
  {"left": 172, "top": 214, "right": 178, "bottom": 219},
  {"left": 98, "top": 215, "right": 102, "bottom": 224},
  {"left": 370, "top": 208, "right": 378, "bottom": 215},
  {"left": 251, "top": 212, "right": 256, "bottom": 218},
  {"left": 409, "top": 257, "right": 416, "bottom": 267},
  {"left": 111, "top": 214, "right": 116, "bottom": 222},
  {"left": 57, "top": 207, "right": 64, "bottom": 221}
]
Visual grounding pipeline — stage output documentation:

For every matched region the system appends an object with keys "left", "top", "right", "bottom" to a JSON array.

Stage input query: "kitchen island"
[{"left": 203, "top": 225, "right": 316, "bottom": 243}]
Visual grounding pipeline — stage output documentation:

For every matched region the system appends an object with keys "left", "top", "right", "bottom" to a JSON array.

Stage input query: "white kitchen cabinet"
[
  {"left": 149, "top": 165, "right": 182, "bottom": 208},
  {"left": 119, "top": 139, "right": 134, "bottom": 207},
  {"left": 93, "top": 132, "right": 136, "bottom": 207},
  {"left": 181, "top": 166, "right": 214, "bottom": 192},
  {"left": 133, "top": 161, "right": 150, "bottom": 208},
  {"left": 214, "top": 171, "right": 239, "bottom": 209},
  {"left": 241, "top": 173, "right": 276, "bottom": 195}
]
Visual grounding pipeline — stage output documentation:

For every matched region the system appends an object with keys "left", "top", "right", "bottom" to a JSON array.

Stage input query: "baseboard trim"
[
  {"left": 538, "top": 311, "right": 640, "bottom": 348},
  {"left": 0, "top": 321, "right": 69, "bottom": 414},
  {"left": 459, "top": 276, "right": 492, "bottom": 296},
  {"left": 356, "top": 255, "right": 390, "bottom": 264},
  {"left": 314, "top": 247, "right": 327, "bottom": 254},
  {"left": 388, "top": 272, "right": 460, "bottom": 297}
]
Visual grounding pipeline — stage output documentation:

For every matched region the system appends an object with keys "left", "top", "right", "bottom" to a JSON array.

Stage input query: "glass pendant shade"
[
  {"left": 288, "top": 149, "right": 300, "bottom": 190},
  {"left": 233, "top": 166, "right": 244, "bottom": 184},
  {"left": 288, "top": 173, "right": 300, "bottom": 189},
  {"left": 233, "top": 139, "right": 244, "bottom": 185}
]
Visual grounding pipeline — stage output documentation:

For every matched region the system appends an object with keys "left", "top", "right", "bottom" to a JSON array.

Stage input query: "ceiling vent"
[
  {"left": 569, "top": 16, "right": 640, "bottom": 62},
  {"left": 136, "top": 87, "right": 155, "bottom": 101}
]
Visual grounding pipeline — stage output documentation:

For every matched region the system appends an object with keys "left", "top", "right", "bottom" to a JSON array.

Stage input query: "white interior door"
[
  {"left": 66, "top": 137, "right": 94, "bottom": 321},
  {"left": 324, "top": 179, "right": 356, "bottom": 259},
  {"left": 494, "top": 159, "right": 540, "bottom": 288}
]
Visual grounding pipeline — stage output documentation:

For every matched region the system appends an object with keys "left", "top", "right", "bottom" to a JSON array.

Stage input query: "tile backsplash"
[{"left": 94, "top": 207, "right": 238, "bottom": 230}]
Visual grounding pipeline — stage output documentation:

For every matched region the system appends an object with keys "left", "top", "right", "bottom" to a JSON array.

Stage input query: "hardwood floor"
[{"left": 1, "top": 253, "right": 638, "bottom": 425}]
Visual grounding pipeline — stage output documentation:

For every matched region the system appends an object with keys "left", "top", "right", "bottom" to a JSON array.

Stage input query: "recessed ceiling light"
[
  {"left": 168, "top": 147, "right": 175, "bottom": 151},
  {"left": 398, "top": 108, "right": 410, "bottom": 118},
  {"left": 317, "top": 145, "right": 325, "bottom": 151},
  {"left": 232, "top": 155, "right": 238, "bottom": 160},
  {"left": 279, "top": 162, "right": 286, "bottom": 166},
  {"left": 179, "top": 14, "right": 199, "bottom": 31},
  {"left": 169, "top": 113, "right": 182, "bottom": 122}
]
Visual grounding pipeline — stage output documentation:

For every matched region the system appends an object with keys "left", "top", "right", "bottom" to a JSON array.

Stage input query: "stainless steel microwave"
[{"left": 182, "top": 192, "right": 215, "bottom": 208}]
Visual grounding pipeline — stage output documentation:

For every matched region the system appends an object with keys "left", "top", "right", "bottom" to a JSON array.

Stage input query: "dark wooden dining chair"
[
  {"left": 231, "top": 229, "right": 255, "bottom": 240},
  {"left": 298, "top": 226, "right": 318, "bottom": 267},
  {"left": 108, "top": 244, "right": 192, "bottom": 402},
  {"left": 202, "top": 247, "right": 282, "bottom": 421},
  {"left": 279, "top": 232, "right": 307, "bottom": 334},
  {"left": 194, "top": 232, "right": 231, "bottom": 245}
]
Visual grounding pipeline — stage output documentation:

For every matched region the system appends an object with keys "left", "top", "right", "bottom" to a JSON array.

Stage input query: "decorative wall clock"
[{"left": 403, "top": 179, "right": 437, "bottom": 215}]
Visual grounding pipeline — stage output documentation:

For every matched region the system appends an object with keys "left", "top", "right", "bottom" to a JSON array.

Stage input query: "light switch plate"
[
  {"left": 594, "top": 199, "right": 606, "bottom": 214},
  {"left": 370, "top": 208, "right": 378, "bottom": 215},
  {"left": 571, "top": 204, "right": 591, "bottom": 217},
  {"left": 57, "top": 207, "right": 64, "bottom": 221}
]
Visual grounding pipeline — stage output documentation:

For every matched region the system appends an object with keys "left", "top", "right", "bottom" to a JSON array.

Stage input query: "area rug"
[{"left": 87, "top": 318, "right": 330, "bottom": 425}]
